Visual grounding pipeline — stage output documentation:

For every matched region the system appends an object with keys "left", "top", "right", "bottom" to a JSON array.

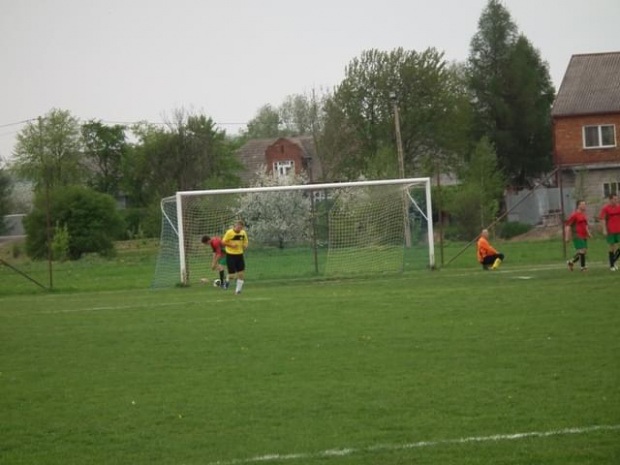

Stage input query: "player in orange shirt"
[{"left": 477, "top": 229, "right": 505, "bottom": 270}]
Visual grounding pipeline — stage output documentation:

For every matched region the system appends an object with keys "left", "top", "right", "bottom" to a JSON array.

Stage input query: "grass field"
[{"left": 1, "top": 238, "right": 619, "bottom": 464}]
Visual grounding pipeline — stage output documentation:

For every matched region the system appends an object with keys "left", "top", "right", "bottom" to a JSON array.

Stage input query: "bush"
[
  {"left": 442, "top": 223, "right": 469, "bottom": 241},
  {"left": 120, "top": 205, "right": 161, "bottom": 239},
  {"left": 497, "top": 221, "right": 533, "bottom": 239},
  {"left": 51, "top": 222, "right": 70, "bottom": 261},
  {"left": 445, "top": 186, "right": 498, "bottom": 241},
  {"left": 24, "top": 186, "right": 124, "bottom": 260},
  {"left": 121, "top": 208, "right": 147, "bottom": 240}
]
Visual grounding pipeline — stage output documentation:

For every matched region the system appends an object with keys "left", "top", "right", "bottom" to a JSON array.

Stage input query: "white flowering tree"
[{"left": 238, "top": 169, "right": 312, "bottom": 249}]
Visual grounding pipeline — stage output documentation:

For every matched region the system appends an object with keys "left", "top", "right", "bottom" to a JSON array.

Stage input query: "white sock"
[{"left": 236, "top": 279, "right": 244, "bottom": 293}]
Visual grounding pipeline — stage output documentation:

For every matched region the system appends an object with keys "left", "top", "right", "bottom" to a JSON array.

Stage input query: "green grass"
[
  {"left": 0, "top": 239, "right": 157, "bottom": 295},
  {"left": 1, "top": 238, "right": 619, "bottom": 464}
]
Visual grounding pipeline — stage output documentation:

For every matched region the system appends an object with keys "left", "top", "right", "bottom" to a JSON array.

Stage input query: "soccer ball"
[
  {"left": 200, "top": 278, "right": 208, "bottom": 284},
  {"left": 213, "top": 279, "right": 221, "bottom": 288}
]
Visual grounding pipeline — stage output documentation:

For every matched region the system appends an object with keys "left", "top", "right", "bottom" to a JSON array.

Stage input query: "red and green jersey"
[
  {"left": 209, "top": 237, "right": 226, "bottom": 257},
  {"left": 565, "top": 212, "right": 589, "bottom": 239},
  {"left": 599, "top": 204, "right": 620, "bottom": 234}
]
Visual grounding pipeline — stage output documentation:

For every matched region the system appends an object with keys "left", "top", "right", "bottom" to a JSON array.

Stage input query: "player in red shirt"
[
  {"left": 599, "top": 193, "right": 620, "bottom": 271},
  {"left": 201, "top": 235, "right": 229, "bottom": 289},
  {"left": 564, "top": 200, "right": 591, "bottom": 271}
]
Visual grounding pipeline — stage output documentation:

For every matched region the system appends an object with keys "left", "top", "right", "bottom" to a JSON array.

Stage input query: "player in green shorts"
[
  {"left": 599, "top": 193, "right": 620, "bottom": 271},
  {"left": 201, "top": 235, "right": 229, "bottom": 289},
  {"left": 564, "top": 200, "right": 592, "bottom": 271}
]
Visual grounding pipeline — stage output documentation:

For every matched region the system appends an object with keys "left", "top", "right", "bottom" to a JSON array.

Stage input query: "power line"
[
  {"left": 0, "top": 118, "right": 249, "bottom": 132},
  {"left": 0, "top": 119, "right": 36, "bottom": 129},
  {"left": 99, "top": 120, "right": 247, "bottom": 126}
]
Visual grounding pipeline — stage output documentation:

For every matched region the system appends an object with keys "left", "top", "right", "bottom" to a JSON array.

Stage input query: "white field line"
[
  {"left": 37, "top": 297, "right": 273, "bottom": 314},
  {"left": 442, "top": 263, "right": 573, "bottom": 279},
  {"left": 207, "top": 424, "right": 620, "bottom": 465}
]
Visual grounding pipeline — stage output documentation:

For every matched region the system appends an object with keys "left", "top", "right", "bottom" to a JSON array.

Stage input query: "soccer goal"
[{"left": 152, "top": 178, "right": 434, "bottom": 288}]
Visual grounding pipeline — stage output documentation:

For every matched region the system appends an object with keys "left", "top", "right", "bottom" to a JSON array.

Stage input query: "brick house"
[
  {"left": 552, "top": 51, "right": 620, "bottom": 217},
  {"left": 236, "top": 136, "right": 322, "bottom": 186}
]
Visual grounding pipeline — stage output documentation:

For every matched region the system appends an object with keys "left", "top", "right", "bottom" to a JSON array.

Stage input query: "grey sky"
[{"left": 1, "top": 0, "right": 619, "bottom": 160}]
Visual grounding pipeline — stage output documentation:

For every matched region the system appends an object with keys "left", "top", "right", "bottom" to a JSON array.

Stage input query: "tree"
[
  {"left": 237, "top": 171, "right": 312, "bottom": 249},
  {"left": 468, "top": 0, "right": 554, "bottom": 185},
  {"left": 279, "top": 94, "right": 312, "bottom": 136},
  {"left": 125, "top": 109, "right": 241, "bottom": 206},
  {"left": 319, "top": 95, "right": 362, "bottom": 180},
  {"left": 320, "top": 48, "right": 472, "bottom": 180},
  {"left": 82, "top": 121, "right": 128, "bottom": 196},
  {"left": 279, "top": 91, "right": 327, "bottom": 137},
  {"left": 503, "top": 36, "right": 555, "bottom": 180},
  {"left": 24, "top": 186, "right": 124, "bottom": 260},
  {"left": 121, "top": 123, "right": 169, "bottom": 206},
  {"left": 181, "top": 112, "right": 241, "bottom": 190},
  {"left": 164, "top": 109, "right": 240, "bottom": 192},
  {"left": 243, "top": 105, "right": 283, "bottom": 139},
  {"left": 12, "top": 109, "right": 84, "bottom": 189},
  {"left": 245, "top": 90, "right": 328, "bottom": 142},
  {"left": 448, "top": 137, "right": 505, "bottom": 239}
]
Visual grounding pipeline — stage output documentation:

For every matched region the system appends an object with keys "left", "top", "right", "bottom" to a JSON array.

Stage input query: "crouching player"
[
  {"left": 201, "top": 235, "right": 229, "bottom": 289},
  {"left": 477, "top": 229, "right": 505, "bottom": 270}
]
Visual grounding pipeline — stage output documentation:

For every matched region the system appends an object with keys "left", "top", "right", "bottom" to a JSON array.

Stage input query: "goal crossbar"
[{"left": 174, "top": 177, "right": 433, "bottom": 197}]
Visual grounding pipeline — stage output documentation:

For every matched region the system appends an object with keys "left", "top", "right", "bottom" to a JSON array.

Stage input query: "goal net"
[{"left": 152, "top": 178, "right": 434, "bottom": 288}]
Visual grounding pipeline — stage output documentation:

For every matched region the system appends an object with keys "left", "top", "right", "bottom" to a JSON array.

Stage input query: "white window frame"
[
  {"left": 273, "top": 160, "right": 295, "bottom": 177},
  {"left": 583, "top": 124, "right": 616, "bottom": 149},
  {"left": 603, "top": 182, "right": 619, "bottom": 198}
]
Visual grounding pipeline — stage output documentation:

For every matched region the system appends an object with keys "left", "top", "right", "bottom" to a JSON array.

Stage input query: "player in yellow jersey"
[{"left": 222, "top": 220, "right": 249, "bottom": 294}]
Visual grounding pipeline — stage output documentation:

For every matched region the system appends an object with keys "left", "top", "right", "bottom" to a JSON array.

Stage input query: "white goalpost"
[{"left": 153, "top": 177, "right": 434, "bottom": 288}]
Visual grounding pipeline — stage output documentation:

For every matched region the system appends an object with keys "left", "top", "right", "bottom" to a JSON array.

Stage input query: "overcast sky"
[{"left": 1, "top": 0, "right": 620, "bottom": 160}]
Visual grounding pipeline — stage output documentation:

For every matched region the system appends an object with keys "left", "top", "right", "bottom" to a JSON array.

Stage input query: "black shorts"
[
  {"left": 481, "top": 253, "right": 504, "bottom": 265},
  {"left": 226, "top": 254, "right": 245, "bottom": 274}
]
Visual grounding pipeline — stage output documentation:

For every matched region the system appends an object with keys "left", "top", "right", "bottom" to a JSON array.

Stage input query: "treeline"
[
  {"left": 0, "top": 0, "right": 554, "bottom": 254},
  {"left": 2, "top": 107, "right": 249, "bottom": 258}
]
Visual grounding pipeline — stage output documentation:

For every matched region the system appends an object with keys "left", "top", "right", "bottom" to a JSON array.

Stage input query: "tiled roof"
[
  {"left": 236, "top": 138, "right": 274, "bottom": 185},
  {"left": 552, "top": 51, "right": 620, "bottom": 117}
]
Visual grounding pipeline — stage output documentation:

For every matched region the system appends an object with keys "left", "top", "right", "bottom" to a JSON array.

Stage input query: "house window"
[
  {"left": 603, "top": 182, "right": 619, "bottom": 198},
  {"left": 273, "top": 160, "right": 294, "bottom": 177},
  {"left": 583, "top": 124, "right": 616, "bottom": 149}
]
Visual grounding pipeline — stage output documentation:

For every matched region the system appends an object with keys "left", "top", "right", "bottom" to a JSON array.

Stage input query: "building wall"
[
  {"left": 559, "top": 168, "right": 620, "bottom": 221},
  {"left": 554, "top": 113, "right": 620, "bottom": 223},
  {"left": 1, "top": 214, "right": 26, "bottom": 237},
  {"left": 506, "top": 188, "right": 571, "bottom": 225},
  {"left": 265, "top": 139, "right": 304, "bottom": 175},
  {"left": 554, "top": 113, "right": 620, "bottom": 166}
]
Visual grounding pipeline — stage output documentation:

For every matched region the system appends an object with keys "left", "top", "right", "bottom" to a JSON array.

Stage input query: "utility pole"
[
  {"left": 39, "top": 116, "right": 53, "bottom": 290},
  {"left": 390, "top": 92, "right": 406, "bottom": 179},
  {"left": 390, "top": 92, "right": 411, "bottom": 247},
  {"left": 436, "top": 170, "right": 444, "bottom": 266}
]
